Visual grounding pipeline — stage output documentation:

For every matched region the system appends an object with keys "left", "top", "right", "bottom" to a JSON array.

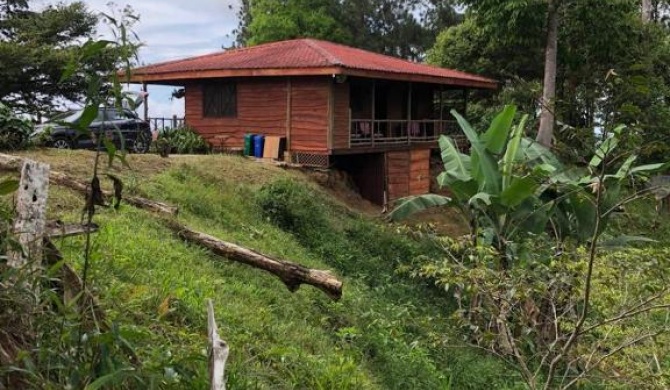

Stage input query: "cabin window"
[{"left": 203, "top": 81, "right": 237, "bottom": 118}]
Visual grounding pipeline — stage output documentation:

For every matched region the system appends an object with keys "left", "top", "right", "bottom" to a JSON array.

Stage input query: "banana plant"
[
  {"left": 390, "top": 106, "right": 667, "bottom": 268},
  {"left": 391, "top": 106, "right": 553, "bottom": 267}
]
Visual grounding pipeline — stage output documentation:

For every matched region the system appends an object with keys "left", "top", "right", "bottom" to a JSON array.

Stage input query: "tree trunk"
[
  {"left": 536, "top": 0, "right": 560, "bottom": 148},
  {"left": 164, "top": 219, "right": 343, "bottom": 300},
  {"left": 642, "top": 0, "right": 653, "bottom": 23},
  {"left": 0, "top": 154, "right": 178, "bottom": 216}
]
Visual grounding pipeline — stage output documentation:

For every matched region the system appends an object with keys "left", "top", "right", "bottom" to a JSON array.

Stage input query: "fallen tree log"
[
  {"left": 45, "top": 221, "right": 99, "bottom": 238},
  {"left": 0, "top": 153, "right": 342, "bottom": 300},
  {"left": 163, "top": 219, "right": 343, "bottom": 300},
  {"left": 0, "top": 154, "right": 178, "bottom": 216},
  {"left": 49, "top": 171, "right": 179, "bottom": 216}
]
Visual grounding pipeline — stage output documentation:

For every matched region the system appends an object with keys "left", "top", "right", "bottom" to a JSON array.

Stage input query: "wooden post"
[
  {"left": 208, "top": 299, "right": 229, "bottom": 390},
  {"left": 407, "top": 82, "right": 413, "bottom": 143},
  {"left": 285, "top": 78, "right": 293, "bottom": 162},
  {"left": 7, "top": 160, "right": 50, "bottom": 269},
  {"left": 439, "top": 85, "right": 444, "bottom": 122},
  {"left": 462, "top": 88, "right": 468, "bottom": 117},
  {"left": 371, "top": 80, "right": 376, "bottom": 147},
  {"left": 142, "top": 82, "right": 149, "bottom": 121},
  {"left": 328, "top": 81, "right": 335, "bottom": 150}
]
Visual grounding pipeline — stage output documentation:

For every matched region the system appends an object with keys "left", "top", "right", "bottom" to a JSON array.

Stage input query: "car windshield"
[{"left": 60, "top": 110, "right": 83, "bottom": 123}]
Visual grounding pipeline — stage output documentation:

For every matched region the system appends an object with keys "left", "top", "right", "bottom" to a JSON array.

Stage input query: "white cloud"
[{"left": 35, "top": 0, "right": 241, "bottom": 118}]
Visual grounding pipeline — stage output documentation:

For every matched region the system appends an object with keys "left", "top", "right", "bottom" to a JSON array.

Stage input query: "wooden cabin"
[{"left": 129, "top": 39, "right": 496, "bottom": 205}]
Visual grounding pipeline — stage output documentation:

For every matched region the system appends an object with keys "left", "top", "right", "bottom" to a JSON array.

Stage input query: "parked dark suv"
[{"left": 32, "top": 106, "right": 152, "bottom": 153}]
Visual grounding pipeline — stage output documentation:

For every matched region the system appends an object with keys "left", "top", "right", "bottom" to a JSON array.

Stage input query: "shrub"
[
  {"left": 157, "top": 126, "right": 210, "bottom": 155},
  {"left": 0, "top": 103, "right": 32, "bottom": 151}
]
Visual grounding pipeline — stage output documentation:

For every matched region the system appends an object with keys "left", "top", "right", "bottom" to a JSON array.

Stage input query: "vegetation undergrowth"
[{"left": 21, "top": 157, "right": 518, "bottom": 389}]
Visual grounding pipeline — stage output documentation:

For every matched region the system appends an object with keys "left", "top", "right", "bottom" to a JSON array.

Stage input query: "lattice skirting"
[{"left": 291, "top": 153, "right": 330, "bottom": 168}]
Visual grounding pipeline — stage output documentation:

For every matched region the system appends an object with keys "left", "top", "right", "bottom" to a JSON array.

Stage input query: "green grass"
[{"left": 46, "top": 156, "right": 519, "bottom": 389}]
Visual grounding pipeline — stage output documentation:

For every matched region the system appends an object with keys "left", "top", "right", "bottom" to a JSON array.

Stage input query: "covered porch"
[{"left": 344, "top": 78, "right": 467, "bottom": 148}]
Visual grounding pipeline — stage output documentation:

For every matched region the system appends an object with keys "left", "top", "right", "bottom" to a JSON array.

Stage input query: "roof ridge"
[
  {"left": 316, "top": 40, "right": 496, "bottom": 83},
  {"left": 303, "top": 39, "right": 343, "bottom": 66}
]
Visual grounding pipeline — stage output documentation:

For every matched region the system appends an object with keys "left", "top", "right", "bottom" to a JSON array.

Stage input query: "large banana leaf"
[
  {"left": 482, "top": 105, "right": 517, "bottom": 154},
  {"left": 501, "top": 114, "right": 528, "bottom": 191},
  {"left": 611, "top": 155, "right": 638, "bottom": 179},
  {"left": 517, "top": 138, "right": 561, "bottom": 167},
  {"left": 567, "top": 192, "right": 598, "bottom": 241},
  {"left": 439, "top": 135, "right": 471, "bottom": 182},
  {"left": 628, "top": 163, "right": 667, "bottom": 175},
  {"left": 451, "top": 110, "right": 501, "bottom": 194},
  {"left": 500, "top": 176, "right": 539, "bottom": 208},
  {"left": 590, "top": 125, "right": 626, "bottom": 168},
  {"left": 437, "top": 173, "right": 478, "bottom": 202},
  {"left": 590, "top": 136, "right": 619, "bottom": 167},
  {"left": 388, "top": 194, "right": 452, "bottom": 221}
]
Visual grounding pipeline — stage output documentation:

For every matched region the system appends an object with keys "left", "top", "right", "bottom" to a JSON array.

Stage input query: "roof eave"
[
  {"left": 128, "top": 66, "right": 497, "bottom": 89},
  {"left": 339, "top": 68, "right": 497, "bottom": 89},
  {"left": 127, "top": 67, "right": 343, "bottom": 84}
]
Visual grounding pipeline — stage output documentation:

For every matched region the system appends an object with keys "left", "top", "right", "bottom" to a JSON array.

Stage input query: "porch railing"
[
  {"left": 148, "top": 116, "right": 185, "bottom": 132},
  {"left": 350, "top": 119, "right": 459, "bottom": 147}
]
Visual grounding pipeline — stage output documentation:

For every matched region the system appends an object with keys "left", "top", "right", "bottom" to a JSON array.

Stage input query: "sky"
[{"left": 38, "top": 0, "right": 241, "bottom": 118}]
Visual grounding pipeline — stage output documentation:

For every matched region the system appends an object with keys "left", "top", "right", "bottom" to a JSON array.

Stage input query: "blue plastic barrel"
[{"left": 253, "top": 134, "right": 265, "bottom": 158}]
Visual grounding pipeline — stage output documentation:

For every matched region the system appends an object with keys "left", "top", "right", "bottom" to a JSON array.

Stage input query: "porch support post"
[
  {"left": 407, "top": 82, "right": 412, "bottom": 143},
  {"left": 142, "top": 82, "right": 149, "bottom": 121},
  {"left": 371, "top": 80, "right": 376, "bottom": 146},
  {"left": 463, "top": 88, "right": 468, "bottom": 117},
  {"left": 286, "top": 78, "right": 292, "bottom": 161},
  {"left": 439, "top": 85, "right": 444, "bottom": 121},
  {"left": 328, "top": 81, "right": 334, "bottom": 150},
  {"left": 439, "top": 85, "right": 444, "bottom": 139}
]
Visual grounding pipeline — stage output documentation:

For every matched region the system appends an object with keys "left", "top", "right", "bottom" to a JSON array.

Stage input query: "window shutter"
[{"left": 203, "top": 81, "right": 237, "bottom": 117}]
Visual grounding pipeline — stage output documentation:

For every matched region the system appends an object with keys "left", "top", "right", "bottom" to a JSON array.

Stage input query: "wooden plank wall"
[
  {"left": 409, "top": 148, "right": 431, "bottom": 195},
  {"left": 386, "top": 150, "right": 410, "bottom": 201},
  {"left": 290, "top": 77, "right": 330, "bottom": 153},
  {"left": 332, "top": 82, "right": 350, "bottom": 149},
  {"left": 385, "top": 148, "right": 431, "bottom": 202},
  {"left": 185, "top": 78, "right": 287, "bottom": 148}
]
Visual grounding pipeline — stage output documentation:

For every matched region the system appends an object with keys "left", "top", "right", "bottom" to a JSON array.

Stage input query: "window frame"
[{"left": 202, "top": 80, "right": 238, "bottom": 118}]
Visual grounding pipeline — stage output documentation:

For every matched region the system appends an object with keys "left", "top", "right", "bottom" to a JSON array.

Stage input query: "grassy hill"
[{"left": 10, "top": 149, "right": 519, "bottom": 389}]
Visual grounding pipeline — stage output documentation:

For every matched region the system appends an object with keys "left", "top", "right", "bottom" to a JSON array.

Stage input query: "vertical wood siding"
[
  {"left": 409, "top": 148, "right": 431, "bottom": 195},
  {"left": 386, "top": 150, "right": 410, "bottom": 201},
  {"left": 185, "top": 78, "right": 288, "bottom": 148},
  {"left": 289, "top": 77, "right": 330, "bottom": 153},
  {"left": 332, "top": 82, "right": 350, "bottom": 149},
  {"left": 385, "top": 148, "right": 431, "bottom": 202}
]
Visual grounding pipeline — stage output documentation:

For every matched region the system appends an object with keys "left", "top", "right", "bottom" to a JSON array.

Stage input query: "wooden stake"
[
  {"left": 8, "top": 160, "right": 50, "bottom": 269},
  {"left": 207, "top": 299, "right": 228, "bottom": 390}
]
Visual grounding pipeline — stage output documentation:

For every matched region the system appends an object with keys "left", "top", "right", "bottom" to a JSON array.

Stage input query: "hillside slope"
[{"left": 13, "top": 150, "right": 516, "bottom": 389}]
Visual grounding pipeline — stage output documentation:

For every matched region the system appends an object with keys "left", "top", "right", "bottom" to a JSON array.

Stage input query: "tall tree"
[
  {"left": 0, "top": 0, "right": 99, "bottom": 117},
  {"left": 537, "top": 0, "right": 559, "bottom": 147},
  {"left": 244, "top": 0, "right": 351, "bottom": 46},
  {"left": 642, "top": 0, "right": 653, "bottom": 21},
  {"left": 456, "top": 0, "right": 561, "bottom": 146},
  {"left": 234, "top": 0, "right": 460, "bottom": 60}
]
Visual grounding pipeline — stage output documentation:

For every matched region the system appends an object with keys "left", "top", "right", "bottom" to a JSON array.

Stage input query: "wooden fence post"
[
  {"left": 7, "top": 160, "right": 50, "bottom": 270},
  {"left": 207, "top": 299, "right": 229, "bottom": 390}
]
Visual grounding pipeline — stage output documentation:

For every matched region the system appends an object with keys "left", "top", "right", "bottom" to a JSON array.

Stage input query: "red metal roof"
[{"left": 131, "top": 39, "right": 496, "bottom": 88}]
